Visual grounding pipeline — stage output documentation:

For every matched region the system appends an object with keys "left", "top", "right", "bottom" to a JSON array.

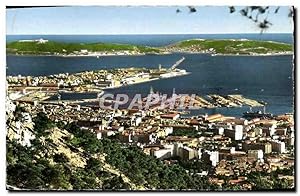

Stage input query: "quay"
[{"left": 7, "top": 57, "right": 189, "bottom": 94}]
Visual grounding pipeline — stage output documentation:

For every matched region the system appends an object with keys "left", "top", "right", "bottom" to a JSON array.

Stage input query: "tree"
[
  {"left": 33, "top": 112, "right": 54, "bottom": 136},
  {"left": 53, "top": 153, "right": 69, "bottom": 163},
  {"left": 175, "top": 6, "right": 293, "bottom": 33}
]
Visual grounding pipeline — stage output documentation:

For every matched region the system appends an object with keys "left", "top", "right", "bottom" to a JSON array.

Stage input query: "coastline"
[
  {"left": 165, "top": 51, "right": 294, "bottom": 57},
  {"left": 7, "top": 38, "right": 293, "bottom": 58},
  {"left": 5, "top": 52, "right": 167, "bottom": 58},
  {"left": 103, "top": 71, "right": 191, "bottom": 91},
  {"left": 210, "top": 52, "right": 294, "bottom": 57},
  {"left": 6, "top": 51, "right": 293, "bottom": 57}
]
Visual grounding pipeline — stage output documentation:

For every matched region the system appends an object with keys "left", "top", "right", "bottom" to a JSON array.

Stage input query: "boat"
[{"left": 243, "top": 110, "right": 273, "bottom": 119}]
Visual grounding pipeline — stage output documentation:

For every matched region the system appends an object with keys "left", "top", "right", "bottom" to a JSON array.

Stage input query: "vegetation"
[
  {"left": 6, "top": 39, "right": 293, "bottom": 56},
  {"left": 174, "top": 6, "right": 293, "bottom": 33},
  {"left": 6, "top": 112, "right": 294, "bottom": 190},
  {"left": 165, "top": 39, "right": 293, "bottom": 55},
  {"left": 246, "top": 169, "right": 294, "bottom": 190},
  {"left": 6, "top": 112, "right": 216, "bottom": 190},
  {"left": 227, "top": 6, "right": 293, "bottom": 33},
  {"left": 64, "top": 122, "right": 216, "bottom": 190},
  {"left": 33, "top": 112, "right": 55, "bottom": 137},
  {"left": 6, "top": 41, "right": 159, "bottom": 55},
  {"left": 6, "top": 113, "right": 131, "bottom": 190},
  {"left": 211, "top": 167, "right": 294, "bottom": 191}
]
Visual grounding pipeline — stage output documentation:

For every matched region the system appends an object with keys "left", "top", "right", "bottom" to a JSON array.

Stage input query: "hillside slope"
[
  {"left": 162, "top": 39, "right": 293, "bottom": 55},
  {"left": 6, "top": 104, "right": 140, "bottom": 190},
  {"left": 6, "top": 105, "right": 216, "bottom": 190},
  {"left": 6, "top": 39, "right": 293, "bottom": 56},
  {"left": 6, "top": 40, "right": 159, "bottom": 55}
]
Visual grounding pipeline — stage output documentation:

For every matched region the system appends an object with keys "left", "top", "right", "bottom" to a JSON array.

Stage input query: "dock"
[
  {"left": 41, "top": 98, "right": 99, "bottom": 105},
  {"left": 171, "top": 57, "right": 185, "bottom": 70},
  {"left": 227, "top": 95, "right": 264, "bottom": 107},
  {"left": 207, "top": 94, "right": 239, "bottom": 107},
  {"left": 207, "top": 94, "right": 264, "bottom": 107}
]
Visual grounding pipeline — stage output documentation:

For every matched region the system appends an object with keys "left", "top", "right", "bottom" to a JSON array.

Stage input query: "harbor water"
[{"left": 6, "top": 34, "right": 294, "bottom": 117}]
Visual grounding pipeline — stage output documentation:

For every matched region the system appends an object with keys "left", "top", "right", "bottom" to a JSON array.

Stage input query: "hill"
[
  {"left": 6, "top": 39, "right": 293, "bottom": 56},
  {"left": 6, "top": 40, "right": 159, "bottom": 55},
  {"left": 162, "top": 39, "right": 293, "bottom": 55},
  {"left": 6, "top": 100, "right": 294, "bottom": 191},
  {"left": 6, "top": 104, "right": 216, "bottom": 190}
]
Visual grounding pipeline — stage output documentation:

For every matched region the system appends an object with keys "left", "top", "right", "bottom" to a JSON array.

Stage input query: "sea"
[{"left": 6, "top": 34, "right": 294, "bottom": 117}]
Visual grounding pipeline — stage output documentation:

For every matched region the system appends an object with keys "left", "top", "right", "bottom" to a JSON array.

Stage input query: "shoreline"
[
  {"left": 6, "top": 51, "right": 293, "bottom": 57},
  {"left": 210, "top": 53, "right": 294, "bottom": 57},
  {"left": 6, "top": 52, "right": 167, "bottom": 58},
  {"left": 165, "top": 51, "right": 294, "bottom": 57},
  {"left": 103, "top": 72, "right": 191, "bottom": 91}
]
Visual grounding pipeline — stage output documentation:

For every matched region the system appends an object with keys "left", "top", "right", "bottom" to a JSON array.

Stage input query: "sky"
[{"left": 6, "top": 6, "right": 294, "bottom": 35}]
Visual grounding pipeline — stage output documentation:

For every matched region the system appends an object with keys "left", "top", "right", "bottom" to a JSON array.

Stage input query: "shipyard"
[
  {"left": 7, "top": 57, "right": 188, "bottom": 94},
  {"left": 7, "top": 56, "right": 265, "bottom": 110}
]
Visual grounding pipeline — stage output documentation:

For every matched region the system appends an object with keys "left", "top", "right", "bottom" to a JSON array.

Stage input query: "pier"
[
  {"left": 41, "top": 98, "right": 99, "bottom": 105},
  {"left": 170, "top": 57, "right": 185, "bottom": 70}
]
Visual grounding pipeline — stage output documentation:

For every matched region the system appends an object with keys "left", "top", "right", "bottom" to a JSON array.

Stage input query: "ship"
[
  {"left": 243, "top": 106, "right": 273, "bottom": 119},
  {"left": 243, "top": 111, "right": 273, "bottom": 119},
  {"left": 243, "top": 110, "right": 273, "bottom": 119}
]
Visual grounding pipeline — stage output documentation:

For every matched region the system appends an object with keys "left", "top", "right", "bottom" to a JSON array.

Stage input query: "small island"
[{"left": 6, "top": 38, "right": 293, "bottom": 56}]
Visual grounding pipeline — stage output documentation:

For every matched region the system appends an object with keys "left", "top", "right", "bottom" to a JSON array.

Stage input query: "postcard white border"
[{"left": 0, "top": 0, "right": 298, "bottom": 195}]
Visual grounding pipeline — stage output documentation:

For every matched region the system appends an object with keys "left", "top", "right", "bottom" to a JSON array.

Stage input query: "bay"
[{"left": 6, "top": 34, "right": 294, "bottom": 117}]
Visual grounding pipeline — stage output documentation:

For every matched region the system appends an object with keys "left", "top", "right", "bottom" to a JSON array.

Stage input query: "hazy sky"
[{"left": 6, "top": 6, "right": 294, "bottom": 34}]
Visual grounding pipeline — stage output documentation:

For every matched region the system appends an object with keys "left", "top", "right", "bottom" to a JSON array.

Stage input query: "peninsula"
[
  {"left": 163, "top": 39, "right": 293, "bottom": 55},
  {"left": 6, "top": 38, "right": 293, "bottom": 56}
]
